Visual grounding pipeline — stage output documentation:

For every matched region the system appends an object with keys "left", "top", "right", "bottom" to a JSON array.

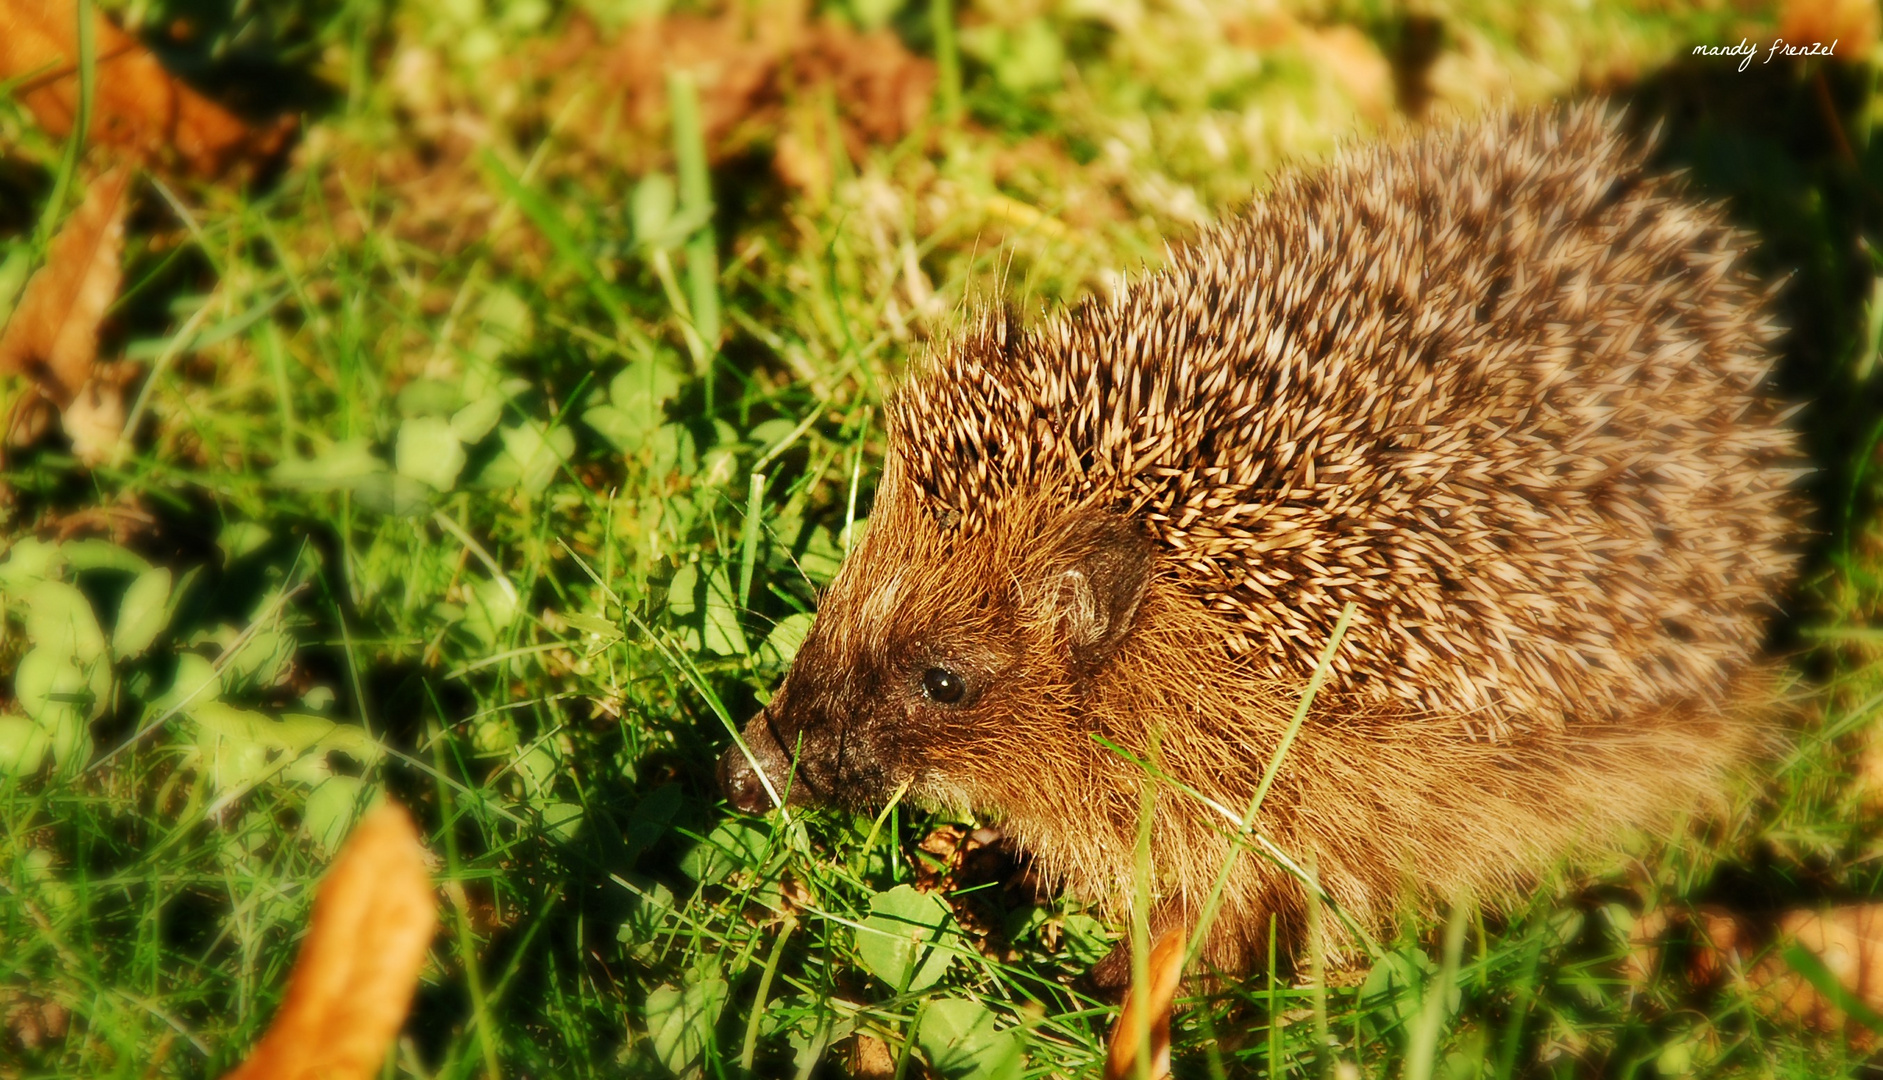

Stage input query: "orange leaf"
[
  {"left": 1104, "top": 925, "right": 1187, "bottom": 1080},
  {"left": 0, "top": 166, "right": 128, "bottom": 406},
  {"left": 0, "top": 0, "right": 289, "bottom": 179},
  {"left": 221, "top": 803, "right": 440, "bottom": 1080}
]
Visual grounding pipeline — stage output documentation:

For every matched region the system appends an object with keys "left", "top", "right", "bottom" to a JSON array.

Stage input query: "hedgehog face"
[
  {"left": 717, "top": 477, "right": 1156, "bottom": 817},
  {"left": 715, "top": 585, "right": 1025, "bottom": 813}
]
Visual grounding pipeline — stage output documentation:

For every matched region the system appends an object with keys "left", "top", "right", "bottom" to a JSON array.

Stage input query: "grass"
[{"left": 3, "top": 0, "right": 1883, "bottom": 1077}]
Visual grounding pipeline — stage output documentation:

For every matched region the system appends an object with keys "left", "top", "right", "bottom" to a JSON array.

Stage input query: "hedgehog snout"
[
  {"left": 717, "top": 743, "right": 772, "bottom": 813},
  {"left": 717, "top": 709, "right": 795, "bottom": 813}
]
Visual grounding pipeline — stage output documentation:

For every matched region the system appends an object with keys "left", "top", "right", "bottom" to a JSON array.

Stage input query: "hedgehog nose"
[{"left": 717, "top": 746, "right": 773, "bottom": 813}]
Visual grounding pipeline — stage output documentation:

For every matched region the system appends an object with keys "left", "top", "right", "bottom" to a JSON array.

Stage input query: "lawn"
[{"left": 2, "top": 0, "right": 1883, "bottom": 1077}]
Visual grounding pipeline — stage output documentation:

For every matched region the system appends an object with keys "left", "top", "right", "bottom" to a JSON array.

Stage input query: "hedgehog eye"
[{"left": 922, "top": 667, "right": 965, "bottom": 704}]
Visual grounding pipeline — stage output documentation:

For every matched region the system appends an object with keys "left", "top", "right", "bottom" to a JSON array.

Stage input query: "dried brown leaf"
[
  {"left": 61, "top": 367, "right": 130, "bottom": 465},
  {"left": 1749, "top": 905, "right": 1883, "bottom": 1046},
  {"left": 0, "top": 0, "right": 289, "bottom": 178},
  {"left": 0, "top": 166, "right": 128, "bottom": 406},
  {"left": 2, "top": 988, "right": 70, "bottom": 1052},
  {"left": 1634, "top": 902, "right": 1883, "bottom": 1047},
  {"left": 220, "top": 802, "right": 439, "bottom": 1080},
  {"left": 843, "top": 1033, "right": 897, "bottom": 1080},
  {"left": 541, "top": 1, "right": 932, "bottom": 173},
  {"left": 1104, "top": 925, "right": 1186, "bottom": 1080}
]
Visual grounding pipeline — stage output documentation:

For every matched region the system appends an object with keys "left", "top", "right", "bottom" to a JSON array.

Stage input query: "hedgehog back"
[{"left": 891, "top": 106, "right": 1802, "bottom": 739}]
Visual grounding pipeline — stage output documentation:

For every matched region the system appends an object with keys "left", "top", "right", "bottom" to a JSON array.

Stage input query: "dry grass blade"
[
  {"left": 220, "top": 803, "right": 439, "bottom": 1080},
  {"left": 0, "top": 166, "right": 128, "bottom": 407},
  {"left": 0, "top": 0, "right": 289, "bottom": 178},
  {"left": 1104, "top": 925, "right": 1186, "bottom": 1080}
]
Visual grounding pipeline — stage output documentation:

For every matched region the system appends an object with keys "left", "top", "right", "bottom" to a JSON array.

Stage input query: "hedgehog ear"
[{"left": 1040, "top": 511, "right": 1155, "bottom": 671}]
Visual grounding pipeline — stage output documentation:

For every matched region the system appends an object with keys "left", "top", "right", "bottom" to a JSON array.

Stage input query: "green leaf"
[
  {"left": 351, "top": 473, "right": 434, "bottom": 517},
  {"left": 462, "top": 577, "right": 519, "bottom": 650},
  {"left": 917, "top": 998, "right": 1027, "bottom": 1080},
  {"left": 798, "top": 525, "right": 845, "bottom": 585},
  {"left": 15, "top": 647, "right": 92, "bottom": 770},
  {"left": 746, "top": 417, "right": 799, "bottom": 448},
  {"left": 756, "top": 613, "right": 814, "bottom": 674},
  {"left": 186, "top": 703, "right": 381, "bottom": 792},
  {"left": 303, "top": 775, "right": 367, "bottom": 853},
  {"left": 16, "top": 645, "right": 86, "bottom": 727},
  {"left": 24, "top": 579, "right": 107, "bottom": 665},
  {"left": 624, "top": 784, "right": 681, "bottom": 861},
  {"left": 563, "top": 611, "right": 624, "bottom": 654},
  {"left": 646, "top": 972, "right": 729, "bottom": 1076},
  {"left": 450, "top": 395, "right": 505, "bottom": 442},
  {"left": 396, "top": 377, "right": 462, "bottom": 418},
  {"left": 188, "top": 701, "right": 292, "bottom": 789},
  {"left": 650, "top": 423, "right": 697, "bottom": 478},
  {"left": 396, "top": 416, "right": 468, "bottom": 491},
  {"left": 222, "top": 627, "right": 294, "bottom": 691},
  {"left": 631, "top": 174, "right": 676, "bottom": 245},
  {"left": 218, "top": 522, "right": 273, "bottom": 564},
  {"left": 478, "top": 423, "right": 574, "bottom": 495},
  {"left": 271, "top": 438, "right": 386, "bottom": 489},
  {"left": 468, "top": 287, "right": 534, "bottom": 364},
  {"left": 538, "top": 799, "right": 585, "bottom": 841},
  {"left": 630, "top": 174, "right": 712, "bottom": 252},
  {"left": 667, "top": 563, "right": 699, "bottom": 617},
  {"left": 514, "top": 743, "right": 558, "bottom": 798},
  {"left": 856, "top": 885, "right": 958, "bottom": 992},
  {"left": 112, "top": 567, "right": 173, "bottom": 659},
  {"left": 585, "top": 357, "right": 684, "bottom": 453},
  {"left": 780, "top": 997, "right": 855, "bottom": 1076},
  {"left": 1360, "top": 946, "right": 1456, "bottom": 1040},
  {"left": 0, "top": 537, "right": 64, "bottom": 587},
  {"left": 617, "top": 878, "right": 676, "bottom": 964},
  {"left": 60, "top": 539, "right": 151, "bottom": 574},
  {"left": 0, "top": 715, "right": 50, "bottom": 776},
  {"left": 959, "top": 18, "right": 1065, "bottom": 93},
  {"left": 700, "top": 565, "right": 748, "bottom": 657},
  {"left": 679, "top": 819, "right": 771, "bottom": 883},
  {"left": 160, "top": 653, "right": 223, "bottom": 711}
]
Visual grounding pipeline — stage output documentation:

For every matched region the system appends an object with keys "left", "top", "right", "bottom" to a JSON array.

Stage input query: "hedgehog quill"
[{"left": 718, "top": 104, "right": 1805, "bottom": 980}]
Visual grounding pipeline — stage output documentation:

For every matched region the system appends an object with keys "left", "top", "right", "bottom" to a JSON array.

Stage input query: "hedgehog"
[{"left": 717, "top": 103, "right": 1805, "bottom": 980}]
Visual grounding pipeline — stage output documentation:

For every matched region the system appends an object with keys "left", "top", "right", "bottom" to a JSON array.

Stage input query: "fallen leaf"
[
  {"left": 1628, "top": 902, "right": 1883, "bottom": 1047},
  {"left": 1622, "top": 905, "right": 1672, "bottom": 986},
  {"left": 220, "top": 802, "right": 439, "bottom": 1080},
  {"left": 61, "top": 364, "right": 132, "bottom": 465},
  {"left": 1104, "top": 924, "right": 1186, "bottom": 1080},
  {"left": 1, "top": 988, "right": 70, "bottom": 1051},
  {"left": 0, "top": 0, "right": 290, "bottom": 179},
  {"left": 540, "top": 0, "right": 934, "bottom": 175},
  {"left": 1780, "top": 0, "right": 1880, "bottom": 60},
  {"left": 1751, "top": 905, "right": 1883, "bottom": 1046},
  {"left": 843, "top": 1032, "right": 897, "bottom": 1079},
  {"left": 0, "top": 166, "right": 129, "bottom": 406}
]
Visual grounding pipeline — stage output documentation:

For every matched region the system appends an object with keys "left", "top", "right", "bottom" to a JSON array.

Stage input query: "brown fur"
[{"left": 719, "top": 104, "right": 1805, "bottom": 976}]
